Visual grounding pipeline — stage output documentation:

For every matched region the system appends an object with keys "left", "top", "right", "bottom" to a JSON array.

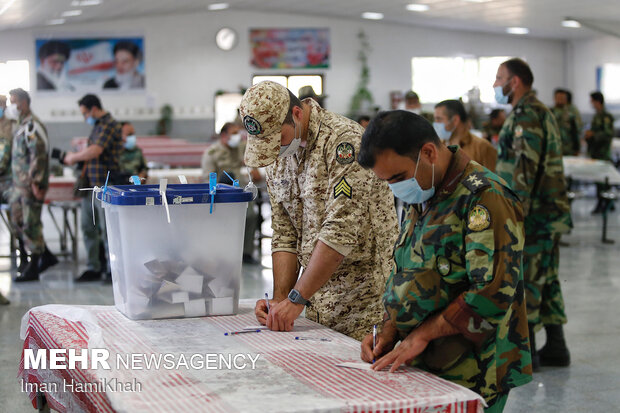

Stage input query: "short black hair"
[
  {"left": 590, "top": 91, "right": 605, "bottom": 105},
  {"left": 404, "top": 91, "right": 419, "bottom": 101},
  {"left": 554, "top": 88, "right": 567, "bottom": 96},
  {"left": 358, "top": 110, "right": 439, "bottom": 169},
  {"left": 489, "top": 109, "right": 505, "bottom": 120},
  {"left": 38, "top": 40, "right": 71, "bottom": 61},
  {"left": 282, "top": 89, "right": 302, "bottom": 126},
  {"left": 113, "top": 41, "right": 141, "bottom": 59},
  {"left": 435, "top": 99, "right": 468, "bottom": 122},
  {"left": 78, "top": 94, "right": 102, "bottom": 110},
  {"left": 566, "top": 90, "right": 573, "bottom": 104},
  {"left": 220, "top": 122, "right": 238, "bottom": 135},
  {"left": 502, "top": 58, "right": 534, "bottom": 87},
  {"left": 9, "top": 88, "right": 30, "bottom": 106}
]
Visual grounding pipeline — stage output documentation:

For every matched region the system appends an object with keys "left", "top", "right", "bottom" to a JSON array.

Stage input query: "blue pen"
[
  {"left": 224, "top": 330, "right": 261, "bottom": 336},
  {"left": 372, "top": 324, "right": 377, "bottom": 363},
  {"left": 265, "top": 292, "right": 270, "bottom": 313}
]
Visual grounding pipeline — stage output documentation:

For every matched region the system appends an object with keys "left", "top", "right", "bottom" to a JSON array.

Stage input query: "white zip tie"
[
  {"left": 159, "top": 179, "right": 171, "bottom": 224},
  {"left": 79, "top": 186, "right": 103, "bottom": 226}
]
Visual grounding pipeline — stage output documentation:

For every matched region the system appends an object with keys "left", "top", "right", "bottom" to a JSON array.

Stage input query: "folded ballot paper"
[{"left": 116, "top": 258, "right": 237, "bottom": 320}]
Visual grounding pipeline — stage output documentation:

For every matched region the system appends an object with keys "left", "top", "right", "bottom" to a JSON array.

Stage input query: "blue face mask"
[
  {"left": 86, "top": 116, "right": 96, "bottom": 126},
  {"left": 494, "top": 78, "right": 512, "bottom": 105},
  {"left": 433, "top": 121, "right": 452, "bottom": 141},
  {"left": 388, "top": 151, "right": 435, "bottom": 204},
  {"left": 124, "top": 134, "right": 137, "bottom": 149}
]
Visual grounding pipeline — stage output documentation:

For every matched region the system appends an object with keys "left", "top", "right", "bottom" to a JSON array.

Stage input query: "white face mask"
[
  {"left": 279, "top": 120, "right": 302, "bottom": 158},
  {"left": 227, "top": 133, "right": 242, "bottom": 148},
  {"left": 5, "top": 104, "right": 19, "bottom": 120}
]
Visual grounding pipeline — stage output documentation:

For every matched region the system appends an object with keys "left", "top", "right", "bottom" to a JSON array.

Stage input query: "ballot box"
[{"left": 97, "top": 183, "right": 252, "bottom": 320}]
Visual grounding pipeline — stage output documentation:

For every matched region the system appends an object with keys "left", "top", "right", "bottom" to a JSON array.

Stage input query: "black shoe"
[
  {"left": 243, "top": 254, "right": 260, "bottom": 265},
  {"left": 38, "top": 246, "right": 59, "bottom": 273},
  {"left": 14, "top": 255, "right": 41, "bottom": 282},
  {"left": 102, "top": 272, "right": 113, "bottom": 285},
  {"left": 529, "top": 324, "right": 540, "bottom": 372},
  {"left": 76, "top": 270, "right": 102, "bottom": 282},
  {"left": 539, "top": 324, "right": 571, "bottom": 367},
  {"left": 17, "top": 255, "right": 29, "bottom": 274}
]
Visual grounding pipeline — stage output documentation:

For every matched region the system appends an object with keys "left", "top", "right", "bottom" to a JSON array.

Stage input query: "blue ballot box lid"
[{"left": 97, "top": 183, "right": 253, "bottom": 206}]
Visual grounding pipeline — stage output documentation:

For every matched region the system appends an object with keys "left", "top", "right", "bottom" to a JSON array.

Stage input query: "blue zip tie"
[
  {"left": 209, "top": 172, "right": 217, "bottom": 214},
  {"left": 102, "top": 171, "right": 110, "bottom": 201},
  {"left": 130, "top": 175, "right": 141, "bottom": 185},
  {"left": 222, "top": 170, "right": 239, "bottom": 187}
]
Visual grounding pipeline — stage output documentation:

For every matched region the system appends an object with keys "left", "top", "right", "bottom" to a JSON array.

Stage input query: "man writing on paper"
[
  {"left": 358, "top": 111, "right": 532, "bottom": 412},
  {"left": 240, "top": 81, "right": 398, "bottom": 340}
]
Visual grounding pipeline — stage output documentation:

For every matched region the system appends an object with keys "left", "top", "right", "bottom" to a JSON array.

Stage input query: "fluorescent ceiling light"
[
  {"left": 362, "top": 12, "right": 384, "bottom": 20},
  {"left": 463, "top": 0, "right": 492, "bottom": 3},
  {"left": 61, "top": 9, "right": 83, "bottom": 17},
  {"left": 47, "top": 19, "right": 66, "bottom": 25},
  {"left": 71, "top": 0, "right": 102, "bottom": 5},
  {"left": 0, "top": 0, "right": 17, "bottom": 16},
  {"left": 208, "top": 3, "right": 229, "bottom": 10},
  {"left": 562, "top": 19, "right": 581, "bottom": 28},
  {"left": 406, "top": 4, "right": 430, "bottom": 12},
  {"left": 506, "top": 27, "right": 529, "bottom": 35}
]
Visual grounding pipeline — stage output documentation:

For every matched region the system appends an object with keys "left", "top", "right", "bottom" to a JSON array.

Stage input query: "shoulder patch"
[
  {"left": 334, "top": 177, "right": 352, "bottom": 199},
  {"left": 243, "top": 115, "right": 262, "bottom": 135},
  {"left": 436, "top": 256, "right": 451, "bottom": 276},
  {"left": 336, "top": 142, "right": 355, "bottom": 165},
  {"left": 515, "top": 125, "right": 524, "bottom": 137},
  {"left": 468, "top": 205, "right": 491, "bottom": 232},
  {"left": 462, "top": 171, "right": 491, "bottom": 193}
]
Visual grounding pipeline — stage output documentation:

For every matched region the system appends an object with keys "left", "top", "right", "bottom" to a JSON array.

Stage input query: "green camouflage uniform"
[
  {"left": 201, "top": 140, "right": 247, "bottom": 185},
  {"left": 119, "top": 147, "right": 147, "bottom": 177},
  {"left": 482, "top": 122, "right": 502, "bottom": 143},
  {"left": 496, "top": 91, "right": 571, "bottom": 330},
  {"left": 10, "top": 113, "right": 50, "bottom": 254},
  {"left": 0, "top": 116, "right": 13, "bottom": 201},
  {"left": 588, "top": 109, "right": 614, "bottom": 160},
  {"left": 551, "top": 105, "right": 582, "bottom": 156},
  {"left": 384, "top": 147, "right": 532, "bottom": 404}
]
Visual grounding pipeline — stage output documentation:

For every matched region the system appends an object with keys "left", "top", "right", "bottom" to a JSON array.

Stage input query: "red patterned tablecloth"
[{"left": 19, "top": 303, "right": 484, "bottom": 413}]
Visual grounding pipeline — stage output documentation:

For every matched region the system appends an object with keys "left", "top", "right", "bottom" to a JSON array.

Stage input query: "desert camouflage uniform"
[
  {"left": 0, "top": 116, "right": 13, "bottom": 201},
  {"left": 250, "top": 97, "right": 399, "bottom": 341},
  {"left": 119, "top": 146, "right": 147, "bottom": 177},
  {"left": 10, "top": 113, "right": 49, "bottom": 254},
  {"left": 201, "top": 140, "right": 247, "bottom": 185},
  {"left": 551, "top": 105, "right": 582, "bottom": 156},
  {"left": 384, "top": 147, "right": 532, "bottom": 404},
  {"left": 496, "top": 91, "right": 571, "bottom": 329},
  {"left": 588, "top": 109, "right": 614, "bottom": 161}
]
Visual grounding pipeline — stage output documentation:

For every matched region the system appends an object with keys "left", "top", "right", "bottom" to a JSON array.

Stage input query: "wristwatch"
[{"left": 288, "top": 289, "right": 309, "bottom": 306}]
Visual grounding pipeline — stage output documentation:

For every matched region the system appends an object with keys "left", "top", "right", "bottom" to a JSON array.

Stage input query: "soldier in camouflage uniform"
[
  {"left": 240, "top": 81, "right": 398, "bottom": 341},
  {"left": 8, "top": 89, "right": 54, "bottom": 282},
  {"left": 358, "top": 111, "right": 531, "bottom": 412},
  {"left": 201, "top": 121, "right": 260, "bottom": 264},
  {"left": 586, "top": 92, "right": 615, "bottom": 214},
  {"left": 494, "top": 58, "right": 572, "bottom": 370},
  {"left": 0, "top": 96, "right": 13, "bottom": 303},
  {"left": 119, "top": 122, "right": 147, "bottom": 179},
  {"left": 551, "top": 89, "right": 582, "bottom": 156}
]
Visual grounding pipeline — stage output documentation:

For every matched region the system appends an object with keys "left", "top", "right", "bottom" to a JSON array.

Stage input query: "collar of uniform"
[
  {"left": 457, "top": 130, "right": 473, "bottom": 147},
  {"left": 302, "top": 98, "right": 323, "bottom": 157},
  {"left": 431, "top": 145, "right": 471, "bottom": 203},
  {"left": 513, "top": 90, "right": 537, "bottom": 112}
]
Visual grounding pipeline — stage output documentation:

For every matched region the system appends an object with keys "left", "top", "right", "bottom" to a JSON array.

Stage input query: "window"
[
  {"left": 411, "top": 56, "right": 510, "bottom": 104},
  {"left": 600, "top": 63, "right": 620, "bottom": 103},
  {"left": 252, "top": 74, "right": 323, "bottom": 97},
  {"left": 0, "top": 59, "right": 30, "bottom": 96},
  {"left": 214, "top": 92, "right": 243, "bottom": 135}
]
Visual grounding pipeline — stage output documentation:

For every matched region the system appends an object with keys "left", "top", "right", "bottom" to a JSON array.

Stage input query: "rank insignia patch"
[
  {"left": 334, "top": 177, "right": 352, "bottom": 199},
  {"left": 468, "top": 205, "right": 491, "bottom": 232},
  {"left": 243, "top": 115, "right": 262, "bottom": 135},
  {"left": 436, "top": 256, "right": 451, "bottom": 276},
  {"left": 336, "top": 142, "right": 355, "bottom": 164}
]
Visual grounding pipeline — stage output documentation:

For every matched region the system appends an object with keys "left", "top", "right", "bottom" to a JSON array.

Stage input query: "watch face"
[
  {"left": 289, "top": 290, "right": 299, "bottom": 301},
  {"left": 216, "top": 28, "right": 237, "bottom": 51}
]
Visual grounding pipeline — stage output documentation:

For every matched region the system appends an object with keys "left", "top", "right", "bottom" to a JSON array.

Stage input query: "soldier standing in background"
[
  {"left": 8, "top": 88, "right": 57, "bottom": 282},
  {"left": 494, "top": 58, "right": 572, "bottom": 370},
  {"left": 551, "top": 89, "right": 582, "bottom": 156},
  {"left": 0, "top": 96, "right": 14, "bottom": 302},
  {"left": 240, "top": 81, "right": 398, "bottom": 340},
  {"left": 119, "top": 122, "right": 148, "bottom": 180}
]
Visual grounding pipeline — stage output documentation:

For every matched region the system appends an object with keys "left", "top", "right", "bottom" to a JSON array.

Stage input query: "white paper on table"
[{"left": 335, "top": 362, "right": 375, "bottom": 371}]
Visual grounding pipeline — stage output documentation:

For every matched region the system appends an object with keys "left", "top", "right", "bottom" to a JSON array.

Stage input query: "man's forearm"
[
  {"left": 71, "top": 145, "right": 103, "bottom": 162},
  {"left": 411, "top": 312, "right": 459, "bottom": 343},
  {"left": 294, "top": 240, "right": 344, "bottom": 301},
  {"left": 272, "top": 251, "right": 300, "bottom": 300}
]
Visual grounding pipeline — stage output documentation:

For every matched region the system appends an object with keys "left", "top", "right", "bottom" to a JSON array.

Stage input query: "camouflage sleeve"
[
  {"left": 138, "top": 149, "right": 148, "bottom": 174},
  {"left": 201, "top": 149, "right": 216, "bottom": 180},
  {"left": 318, "top": 133, "right": 372, "bottom": 256},
  {"left": 0, "top": 137, "right": 11, "bottom": 174},
  {"left": 592, "top": 114, "right": 614, "bottom": 146},
  {"left": 27, "top": 122, "right": 49, "bottom": 188},
  {"left": 441, "top": 189, "right": 525, "bottom": 346},
  {"left": 266, "top": 166, "right": 298, "bottom": 254}
]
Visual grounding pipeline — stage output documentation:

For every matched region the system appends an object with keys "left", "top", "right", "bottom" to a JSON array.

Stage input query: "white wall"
[
  {"left": 567, "top": 35, "right": 620, "bottom": 115},
  {"left": 1, "top": 9, "right": 566, "bottom": 125}
]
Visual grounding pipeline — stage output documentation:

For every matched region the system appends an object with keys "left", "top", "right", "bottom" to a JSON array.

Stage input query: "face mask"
[
  {"left": 5, "top": 104, "right": 19, "bottom": 120},
  {"left": 124, "top": 134, "right": 137, "bottom": 149},
  {"left": 228, "top": 133, "right": 242, "bottom": 148},
  {"left": 433, "top": 122, "right": 452, "bottom": 141},
  {"left": 86, "top": 115, "right": 96, "bottom": 126},
  {"left": 494, "top": 78, "right": 512, "bottom": 105},
  {"left": 279, "top": 120, "right": 302, "bottom": 158},
  {"left": 388, "top": 151, "right": 435, "bottom": 204}
]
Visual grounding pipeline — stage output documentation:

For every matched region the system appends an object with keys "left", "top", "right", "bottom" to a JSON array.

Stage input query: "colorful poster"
[
  {"left": 35, "top": 37, "right": 145, "bottom": 92},
  {"left": 250, "top": 28, "right": 329, "bottom": 69}
]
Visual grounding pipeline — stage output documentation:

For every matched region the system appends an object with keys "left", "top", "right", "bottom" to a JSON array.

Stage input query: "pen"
[
  {"left": 224, "top": 330, "right": 261, "bottom": 336},
  {"left": 265, "top": 292, "right": 270, "bottom": 313},
  {"left": 372, "top": 324, "right": 377, "bottom": 363},
  {"left": 294, "top": 337, "right": 332, "bottom": 342}
]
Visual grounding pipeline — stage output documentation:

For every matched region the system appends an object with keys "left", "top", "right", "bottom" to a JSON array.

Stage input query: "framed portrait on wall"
[{"left": 250, "top": 28, "right": 329, "bottom": 69}]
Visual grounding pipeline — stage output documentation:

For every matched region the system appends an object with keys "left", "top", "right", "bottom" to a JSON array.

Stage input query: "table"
[
  {"left": 46, "top": 177, "right": 81, "bottom": 261},
  {"left": 19, "top": 302, "right": 484, "bottom": 413}
]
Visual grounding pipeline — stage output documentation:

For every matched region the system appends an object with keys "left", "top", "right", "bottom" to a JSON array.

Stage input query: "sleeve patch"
[
  {"left": 334, "top": 177, "right": 352, "bottom": 199},
  {"left": 468, "top": 205, "right": 491, "bottom": 232},
  {"left": 336, "top": 142, "right": 355, "bottom": 164}
]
